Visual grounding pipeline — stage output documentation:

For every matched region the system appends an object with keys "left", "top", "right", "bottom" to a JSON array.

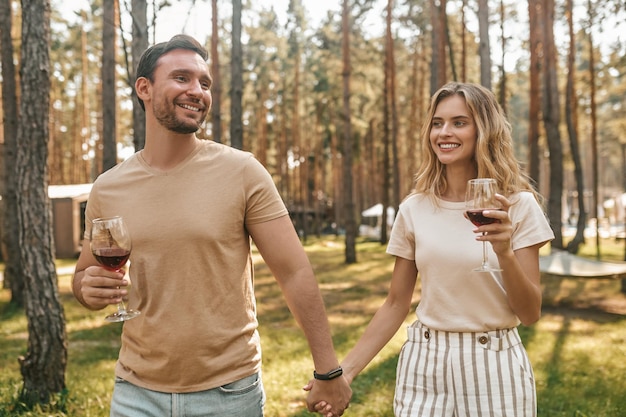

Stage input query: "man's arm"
[{"left": 248, "top": 215, "right": 351, "bottom": 416}]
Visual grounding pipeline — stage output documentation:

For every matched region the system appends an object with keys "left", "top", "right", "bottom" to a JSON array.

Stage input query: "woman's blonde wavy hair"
[{"left": 412, "top": 82, "right": 541, "bottom": 203}]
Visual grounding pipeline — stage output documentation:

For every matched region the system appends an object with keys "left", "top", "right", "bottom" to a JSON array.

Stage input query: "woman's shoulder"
[
  {"left": 400, "top": 192, "right": 431, "bottom": 207},
  {"left": 509, "top": 190, "right": 541, "bottom": 206},
  {"left": 508, "top": 190, "right": 548, "bottom": 219}
]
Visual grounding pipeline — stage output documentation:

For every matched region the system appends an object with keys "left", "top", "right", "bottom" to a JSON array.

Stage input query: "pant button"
[
  {"left": 424, "top": 331, "right": 430, "bottom": 340},
  {"left": 478, "top": 335, "right": 488, "bottom": 344}
]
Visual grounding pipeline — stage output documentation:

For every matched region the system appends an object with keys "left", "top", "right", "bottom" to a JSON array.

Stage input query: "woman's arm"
[{"left": 340, "top": 256, "right": 418, "bottom": 384}]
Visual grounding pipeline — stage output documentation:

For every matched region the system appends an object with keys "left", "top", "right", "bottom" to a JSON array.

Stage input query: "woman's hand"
[
  {"left": 303, "top": 379, "right": 334, "bottom": 416},
  {"left": 475, "top": 193, "right": 513, "bottom": 257}
]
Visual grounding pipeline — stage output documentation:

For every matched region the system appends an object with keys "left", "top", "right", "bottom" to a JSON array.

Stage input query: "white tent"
[
  {"left": 361, "top": 203, "right": 395, "bottom": 224},
  {"left": 359, "top": 204, "right": 395, "bottom": 238}
]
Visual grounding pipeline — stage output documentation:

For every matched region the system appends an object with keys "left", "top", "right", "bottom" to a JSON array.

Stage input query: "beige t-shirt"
[
  {"left": 387, "top": 192, "right": 554, "bottom": 332},
  {"left": 84, "top": 140, "right": 289, "bottom": 393}
]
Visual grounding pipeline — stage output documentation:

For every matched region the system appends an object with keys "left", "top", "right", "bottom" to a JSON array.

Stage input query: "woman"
[{"left": 312, "top": 82, "right": 554, "bottom": 417}]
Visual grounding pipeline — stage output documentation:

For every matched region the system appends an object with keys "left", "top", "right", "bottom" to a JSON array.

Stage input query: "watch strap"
[{"left": 313, "top": 366, "right": 343, "bottom": 380}]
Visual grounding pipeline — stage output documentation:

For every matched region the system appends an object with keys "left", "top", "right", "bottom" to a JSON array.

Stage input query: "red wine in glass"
[
  {"left": 466, "top": 209, "right": 501, "bottom": 227},
  {"left": 465, "top": 179, "right": 503, "bottom": 272},
  {"left": 90, "top": 216, "right": 140, "bottom": 322},
  {"left": 93, "top": 248, "right": 131, "bottom": 270}
]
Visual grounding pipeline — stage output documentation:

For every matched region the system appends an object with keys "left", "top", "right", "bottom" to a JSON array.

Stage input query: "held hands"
[
  {"left": 304, "top": 375, "right": 352, "bottom": 417},
  {"left": 78, "top": 265, "right": 129, "bottom": 310},
  {"left": 466, "top": 194, "right": 513, "bottom": 256}
]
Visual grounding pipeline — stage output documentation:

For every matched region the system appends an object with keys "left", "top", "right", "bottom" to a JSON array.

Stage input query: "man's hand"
[
  {"left": 76, "top": 265, "right": 128, "bottom": 310},
  {"left": 305, "top": 376, "right": 351, "bottom": 417}
]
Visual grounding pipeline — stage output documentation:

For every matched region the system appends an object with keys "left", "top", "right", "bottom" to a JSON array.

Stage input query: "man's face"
[{"left": 148, "top": 49, "right": 212, "bottom": 134}]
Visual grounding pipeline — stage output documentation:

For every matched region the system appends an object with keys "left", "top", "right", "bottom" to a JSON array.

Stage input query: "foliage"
[
  {"left": 1, "top": 238, "right": 625, "bottom": 416},
  {"left": 37, "top": 0, "right": 626, "bottom": 218}
]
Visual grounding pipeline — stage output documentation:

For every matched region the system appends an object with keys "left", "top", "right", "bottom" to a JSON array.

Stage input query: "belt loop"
[{"left": 407, "top": 321, "right": 431, "bottom": 342}]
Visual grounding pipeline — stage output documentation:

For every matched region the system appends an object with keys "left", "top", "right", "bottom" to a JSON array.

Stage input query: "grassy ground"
[{"left": 1, "top": 237, "right": 625, "bottom": 416}]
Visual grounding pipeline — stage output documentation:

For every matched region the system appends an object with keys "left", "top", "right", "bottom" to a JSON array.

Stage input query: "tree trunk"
[
  {"left": 292, "top": 34, "right": 304, "bottom": 237},
  {"left": 102, "top": 0, "right": 117, "bottom": 171},
  {"left": 255, "top": 87, "right": 268, "bottom": 166},
  {"left": 497, "top": 0, "right": 506, "bottom": 111},
  {"left": 586, "top": 0, "right": 600, "bottom": 259},
  {"left": 407, "top": 40, "right": 420, "bottom": 190},
  {"left": 210, "top": 0, "right": 222, "bottom": 143},
  {"left": 541, "top": 0, "right": 564, "bottom": 249},
  {"left": 460, "top": 0, "right": 467, "bottom": 82},
  {"left": 389, "top": 0, "right": 400, "bottom": 226},
  {"left": 342, "top": 0, "right": 356, "bottom": 263},
  {"left": 0, "top": 0, "right": 24, "bottom": 304},
  {"left": 478, "top": 0, "right": 492, "bottom": 89},
  {"left": 230, "top": 0, "right": 243, "bottom": 149},
  {"left": 527, "top": 0, "right": 541, "bottom": 188},
  {"left": 16, "top": 0, "right": 68, "bottom": 406},
  {"left": 381, "top": 0, "right": 392, "bottom": 244},
  {"left": 564, "top": 0, "right": 586, "bottom": 253},
  {"left": 132, "top": 0, "right": 148, "bottom": 151},
  {"left": 429, "top": 0, "right": 447, "bottom": 94}
]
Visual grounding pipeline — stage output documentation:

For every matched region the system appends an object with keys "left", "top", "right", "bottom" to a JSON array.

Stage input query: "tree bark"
[
  {"left": 527, "top": 0, "right": 541, "bottom": 187},
  {"left": 389, "top": 1, "right": 400, "bottom": 230},
  {"left": 132, "top": 0, "right": 148, "bottom": 151},
  {"left": 230, "top": 0, "right": 243, "bottom": 149},
  {"left": 210, "top": 0, "right": 222, "bottom": 143},
  {"left": 564, "top": 0, "right": 586, "bottom": 253},
  {"left": 342, "top": 0, "right": 356, "bottom": 263},
  {"left": 478, "top": 0, "right": 492, "bottom": 89},
  {"left": 381, "top": 0, "right": 392, "bottom": 244},
  {"left": 497, "top": 0, "right": 506, "bottom": 111},
  {"left": 16, "top": 0, "right": 68, "bottom": 406},
  {"left": 541, "top": 0, "right": 564, "bottom": 249},
  {"left": 0, "top": 0, "right": 24, "bottom": 304},
  {"left": 586, "top": 0, "right": 600, "bottom": 259},
  {"left": 430, "top": 0, "right": 447, "bottom": 94},
  {"left": 102, "top": 0, "right": 117, "bottom": 171}
]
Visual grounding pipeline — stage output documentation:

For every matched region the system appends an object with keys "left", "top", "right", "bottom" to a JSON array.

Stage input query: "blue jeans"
[{"left": 110, "top": 372, "right": 265, "bottom": 417}]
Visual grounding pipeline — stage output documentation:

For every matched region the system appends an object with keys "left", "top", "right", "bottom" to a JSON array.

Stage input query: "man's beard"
[{"left": 153, "top": 101, "right": 206, "bottom": 134}]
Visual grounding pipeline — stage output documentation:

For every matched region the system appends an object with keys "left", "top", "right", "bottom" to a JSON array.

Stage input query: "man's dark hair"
[{"left": 135, "top": 34, "right": 209, "bottom": 111}]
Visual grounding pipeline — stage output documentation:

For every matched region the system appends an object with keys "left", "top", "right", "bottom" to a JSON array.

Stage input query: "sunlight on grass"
[
  {"left": 527, "top": 313, "right": 626, "bottom": 416},
  {"left": 1, "top": 239, "right": 626, "bottom": 416}
]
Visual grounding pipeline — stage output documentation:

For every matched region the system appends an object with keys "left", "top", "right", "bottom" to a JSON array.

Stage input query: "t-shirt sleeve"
[
  {"left": 243, "top": 156, "right": 289, "bottom": 225},
  {"left": 386, "top": 205, "right": 416, "bottom": 260},
  {"left": 510, "top": 192, "right": 555, "bottom": 251},
  {"left": 82, "top": 182, "right": 102, "bottom": 240}
]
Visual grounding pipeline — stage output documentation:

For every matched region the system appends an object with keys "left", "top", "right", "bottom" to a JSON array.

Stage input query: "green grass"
[{"left": 1, "top": 237, "right": 625, "bottom": 416}]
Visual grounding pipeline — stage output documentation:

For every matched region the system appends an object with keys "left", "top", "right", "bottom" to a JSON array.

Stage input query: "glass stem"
[
  {"left": 116, "top": 300, "right": 127, "bottom": 313},
  {"left": 115, "top": 268, "right": 127, "bottom": 313},
  {"left": 482, "top": 234, "right": 489, "bottom": 268}
]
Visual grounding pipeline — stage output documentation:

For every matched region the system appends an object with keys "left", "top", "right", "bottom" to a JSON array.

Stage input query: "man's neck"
[{"left": 141, "top": 133, "right": 200, "bottom": 171}]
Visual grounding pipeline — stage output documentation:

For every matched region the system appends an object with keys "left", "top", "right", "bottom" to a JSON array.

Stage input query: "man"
[{"left": 72, "top": 34, "right": 350, "bottom": 417}]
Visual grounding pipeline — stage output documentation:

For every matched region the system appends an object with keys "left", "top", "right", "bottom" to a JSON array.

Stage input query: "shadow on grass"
[
  {"left": 542, "top": 273, "right": 626, "bottom": 315},
  {"left": 533, "top": 302, "right": 626, "bottom": 416}
]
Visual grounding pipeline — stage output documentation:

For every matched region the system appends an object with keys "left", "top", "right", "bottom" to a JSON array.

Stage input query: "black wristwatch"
[{"left": 313, "top": 366, "right": 343, "bottom": 380}]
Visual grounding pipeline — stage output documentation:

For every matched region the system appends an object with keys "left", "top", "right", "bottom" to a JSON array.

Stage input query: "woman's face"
[{"left": 429, "top": 94, "right": 478, "bottom": 169}]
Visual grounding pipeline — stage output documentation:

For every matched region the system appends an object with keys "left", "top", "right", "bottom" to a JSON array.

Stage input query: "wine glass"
[
  {"left": 465, "top": 178, "right": 503, "bottom": 272},
  {"left": 90, "top": 216, "right": 140, "bottom": 322}
]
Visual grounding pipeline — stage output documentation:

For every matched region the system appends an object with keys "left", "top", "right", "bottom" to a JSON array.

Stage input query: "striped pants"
[{"left": 394, "top": 321, "right": 536, "bottom": 417}]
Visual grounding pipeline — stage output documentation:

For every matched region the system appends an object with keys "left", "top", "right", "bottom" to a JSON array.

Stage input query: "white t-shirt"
[{"left": 386, "top": 192, "right": 554, "bottom": 332}]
